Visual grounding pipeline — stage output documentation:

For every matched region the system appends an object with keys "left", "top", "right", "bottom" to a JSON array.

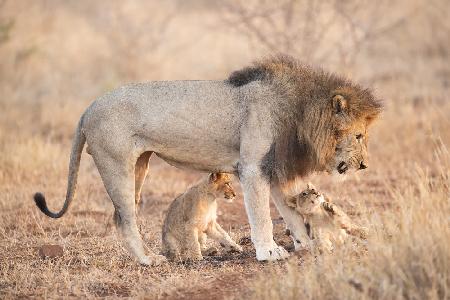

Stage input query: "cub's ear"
[
  {"left": 306, "top": 182, "right": 316, "bottom": 190},
  {"left": 286, "top": 196, "right": 297, "bottom": 208},
  {"left": 209, "top": 173, "right": 218, "bottom": 183},
  {"left": 332, "top": 94, "right": 347, "bottom": 114}
]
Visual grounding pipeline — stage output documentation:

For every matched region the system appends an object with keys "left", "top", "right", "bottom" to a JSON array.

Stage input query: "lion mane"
[{"left": 228, "top": 55, "right": 383, "bottom": 185}]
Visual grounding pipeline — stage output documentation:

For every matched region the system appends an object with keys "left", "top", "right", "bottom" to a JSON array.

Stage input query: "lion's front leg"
[
  {"left": 240, "top": 165, "right": 289, "bottom": 261},
  {"left": 271, "top": 184, "right": 312, "bottom": 251}
]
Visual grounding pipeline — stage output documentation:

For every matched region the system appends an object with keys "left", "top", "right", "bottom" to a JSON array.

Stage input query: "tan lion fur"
[
  {"left": 162, "top": 173, "right": 242, "bottom": 261},
  {"left": 229, "top": 55, "right": 383, "bottom": 185},
  {"left": 33, "top": 54, "right": 382, "bottom": 264},
  {"left": 286, "top": 183, "right": 368, "bottom": 252}
]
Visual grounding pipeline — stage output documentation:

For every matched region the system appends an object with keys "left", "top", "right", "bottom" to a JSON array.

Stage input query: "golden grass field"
[{"left": 1, "top": 1, "right": 449, "bottom": 299}]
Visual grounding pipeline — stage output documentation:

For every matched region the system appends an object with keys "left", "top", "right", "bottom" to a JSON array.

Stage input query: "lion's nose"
[{"left": 359, "top": 162, "right": 368, "bottom": 170}]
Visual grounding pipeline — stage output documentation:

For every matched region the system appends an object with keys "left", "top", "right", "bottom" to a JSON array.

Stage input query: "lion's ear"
[
  {"left": 286, "top": 196, "right": 297, "bottom": 208},
  {"left": 209, "top": 173, "right": 218, "bottom": 183},
  {"left": 306, "top": 182, "right": 316, "bottom": 190},
  {"left": 332, "top": 94, "right": 348, "bottom": 114}
]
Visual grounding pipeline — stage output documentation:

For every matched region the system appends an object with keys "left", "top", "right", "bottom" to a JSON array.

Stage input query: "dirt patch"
[
  {"left": 87, "top": 282, "right": 131, "bottom": 298},
  {"left": 38, "top": 244, "right": 64, "bottom": 259}
]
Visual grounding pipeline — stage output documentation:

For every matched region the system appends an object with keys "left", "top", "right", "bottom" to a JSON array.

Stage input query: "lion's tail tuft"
[{"left": 33, "top": 192, "right": 61, "bottom": 218}]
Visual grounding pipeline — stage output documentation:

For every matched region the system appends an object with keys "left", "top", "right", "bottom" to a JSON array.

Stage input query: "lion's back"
[{"left": 82, "top": 80, "right": 245, "bottom": 160}]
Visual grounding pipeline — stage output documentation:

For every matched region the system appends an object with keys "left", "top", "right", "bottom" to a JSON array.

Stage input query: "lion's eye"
[
  {"left": 356, "top": 134, "right": 363, "bottom": 140},
  {"left": 302, "top": 192, "right": 308, "bottom": 196}
]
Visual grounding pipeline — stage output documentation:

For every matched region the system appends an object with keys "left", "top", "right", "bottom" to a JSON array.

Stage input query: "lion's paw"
[
  {"left": 256, "top": 244, "right": 289, "bottom": 261},
  {"left": 293, "top": 238, "right": 312, "bottom": 251},
  {"left": 139, "top": 254, "right": 166, "bottom": 266}
]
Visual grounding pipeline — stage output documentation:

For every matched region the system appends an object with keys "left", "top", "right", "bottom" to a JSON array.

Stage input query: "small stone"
[{"left": 38, "top": 244, "right": 64, "bottom": 259}]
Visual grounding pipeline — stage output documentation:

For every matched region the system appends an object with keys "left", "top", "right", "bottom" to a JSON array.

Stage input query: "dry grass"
[
  {"left": 1, "top": 0, "right": 450, "bottom": 299},
  {"left": 251, "top": 147, "right": 450, "bottom": 300}
]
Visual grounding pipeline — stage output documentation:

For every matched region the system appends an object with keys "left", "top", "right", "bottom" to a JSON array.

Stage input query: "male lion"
[
  {"left": 162, "top": 173, "right": 242, "bottom": 261},
  {"left": 286, "top": 183, "right": 368, "bottom": 252},
  {"left": 33, "top": 55, "right": 382, "bottom": 265}
]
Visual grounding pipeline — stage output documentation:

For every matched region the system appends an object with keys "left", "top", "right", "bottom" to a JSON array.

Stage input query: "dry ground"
[{"left": 1, "top": 0, "right": 449, "bottom": 299}]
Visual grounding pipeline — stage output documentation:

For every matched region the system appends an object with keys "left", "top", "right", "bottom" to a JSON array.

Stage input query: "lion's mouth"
[
  {"left": 337, "top": 162, "right": 348, "bottom": 174},
  {"left": 224, "top": 194, "right": 235, "bottom": 201}
]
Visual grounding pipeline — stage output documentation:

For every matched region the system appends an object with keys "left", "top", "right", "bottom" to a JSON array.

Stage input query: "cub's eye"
[
  {"left": 302, "top": 192, "right": 308, "bottom": 196},
  {"left": 356, "top": 134, "right": 363, "bottom": 140}
]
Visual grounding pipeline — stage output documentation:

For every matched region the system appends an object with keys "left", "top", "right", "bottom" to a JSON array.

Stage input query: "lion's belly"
[{"left": 155, "top": 147, "right": 239, "bottom": 173}]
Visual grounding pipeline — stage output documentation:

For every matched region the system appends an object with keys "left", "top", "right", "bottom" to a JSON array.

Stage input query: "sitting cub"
[
  {"left": 286, "top": 183, "right": 368, "bottom": 252},
  {"left": 162, "top": 173, "right": 243, "bottom": 261}
]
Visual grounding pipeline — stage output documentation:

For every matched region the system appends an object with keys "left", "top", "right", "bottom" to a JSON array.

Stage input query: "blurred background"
[
  {"left": 1, "top": 1, "right": 449, "bottom": 298},
  {"left": 1, "top": 0, "right": 449, "bottom": 103}
]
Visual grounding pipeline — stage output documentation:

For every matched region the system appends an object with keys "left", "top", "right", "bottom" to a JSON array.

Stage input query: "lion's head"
[
  {"left": 208, "top": 173, "right": 236, "bottom": 202},
  {"left": 229, "top": 55, "right": 383, "bottom": 185},
  {"left": 286, "top": 182, "right": 325, "bottom": 216},
  {"left": 323, "top": 86, "right": 381, "bottom": 177}
]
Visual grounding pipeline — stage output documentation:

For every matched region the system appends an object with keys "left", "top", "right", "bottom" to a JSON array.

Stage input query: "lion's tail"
[{"left": 33, "top": 114, "right": 86, "bottom": 218}]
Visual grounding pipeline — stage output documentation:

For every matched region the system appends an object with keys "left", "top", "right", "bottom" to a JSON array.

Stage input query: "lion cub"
[
  {"left": 286, "top": 183, "right": 368, "bottom": 252},
  {"left": 162, "top": 173, "right": 243, "bottom": 261}
]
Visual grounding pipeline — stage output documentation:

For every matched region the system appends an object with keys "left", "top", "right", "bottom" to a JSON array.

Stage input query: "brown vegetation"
[{"left": 0, "top": 0, "right": 449, "bottom": 299}]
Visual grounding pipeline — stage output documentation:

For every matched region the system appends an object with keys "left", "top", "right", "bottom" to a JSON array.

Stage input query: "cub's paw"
[
  {"left": 181, "top": 252, "right": 203, "bottom": 262},
  {"left": 358, "top": 227, "right": 369, "bottom": 239},
  {"left": 293, "top": 237, "right": 312, "bottom": 251},
  {"left": 139, "top": 254, "right": 166, "bottom": 266},
  {"left": 202, "top": 247, "right": 219, "bottom": 256},
  {"left": 255, "top": 244, "right": 289, "bottom": 261},
  {"left": 232, "top": 244, "right": 243, "bottom": 252},
  {"left": 225, "top": 243, "right": 243, "bottom": 253}
]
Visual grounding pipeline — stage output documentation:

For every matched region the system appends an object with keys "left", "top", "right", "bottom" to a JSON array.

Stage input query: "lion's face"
[
  {"left": 286, "top": 183, "right": 324, "bottom": 216},
  {"left": 209, "top": 173, "right": 236, "bottom": 203},
  {"left": 323, "top": 91, "right": 378, "bottom": 177},
  {"left": 328, "top": 125, "right": 369, "bottom": 176}
]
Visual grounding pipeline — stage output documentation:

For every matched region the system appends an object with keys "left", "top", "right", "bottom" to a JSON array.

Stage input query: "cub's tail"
[{"left": 33, "top": 114, "right": 86, "bottom": 218}]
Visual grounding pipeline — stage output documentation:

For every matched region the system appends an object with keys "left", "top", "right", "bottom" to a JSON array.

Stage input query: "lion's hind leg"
[
  {"left": 93, "top": 151, "right": 165, "bottom": 266},
  {"left": 135, "top": 151, "right": 152, "bottom": 208},
  {"left": 162, "top": 232, "right": 181, "bottom": 261},
  {"left": 180, "top": 227, "right": 203, "bottom": 261}
]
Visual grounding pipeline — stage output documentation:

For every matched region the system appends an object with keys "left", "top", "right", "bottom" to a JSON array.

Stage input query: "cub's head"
[
  {"left": 286, "top": 183, "right": 324, "bottom": 215},
  {"left": 209, "top": 173, "right": 236, "bottom": 202},
  {"left": 324, "top": 87, "right": 382, "bottom": 178}
]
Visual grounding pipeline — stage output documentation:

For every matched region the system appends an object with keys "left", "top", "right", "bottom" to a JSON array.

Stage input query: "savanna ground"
[{"left": 0, "top": 1, "right": 449, "bottom": 299}]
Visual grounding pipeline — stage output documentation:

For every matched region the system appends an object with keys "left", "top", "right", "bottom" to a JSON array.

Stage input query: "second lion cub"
[
  {"left": 162, "top": 173, "right": 243, "bottom": 261},
  {"left": 286, "top": 183, "right": 368, "bottom": 252}
]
